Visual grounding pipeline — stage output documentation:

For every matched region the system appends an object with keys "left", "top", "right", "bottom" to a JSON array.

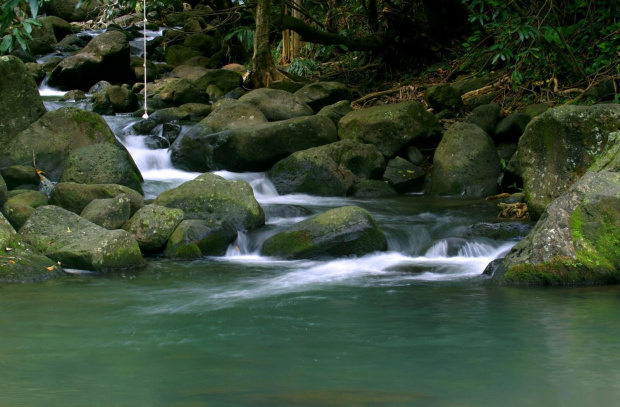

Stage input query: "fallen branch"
[{"left": 352, "top": 86, "right": 403, "bottom": 104}]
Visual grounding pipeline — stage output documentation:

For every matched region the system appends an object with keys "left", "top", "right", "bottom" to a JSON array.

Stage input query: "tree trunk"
[{"left": 252, "top": 0, "right": 290, "bottom": 87}]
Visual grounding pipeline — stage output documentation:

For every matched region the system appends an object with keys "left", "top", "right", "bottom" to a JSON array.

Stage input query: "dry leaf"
[{"left": 46, "top": 266, "right": 55, "bottom": 271}]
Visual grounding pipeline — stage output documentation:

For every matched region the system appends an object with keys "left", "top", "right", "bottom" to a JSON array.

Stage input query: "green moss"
[
  {"left": 502, "top": 257, "right": 620, "bottom": 285},
  {"left": 262, "top": 231, "right": 313, "bottom": 258}
]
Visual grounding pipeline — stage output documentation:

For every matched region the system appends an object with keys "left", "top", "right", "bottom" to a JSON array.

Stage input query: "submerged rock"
[{"left": 262, "top": 206, "right": 387, "bottom": 259}]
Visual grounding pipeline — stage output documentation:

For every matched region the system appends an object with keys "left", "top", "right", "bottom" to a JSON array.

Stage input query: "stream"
[{"left": 1, "top": 88, "right": 619, "bottom": 407}]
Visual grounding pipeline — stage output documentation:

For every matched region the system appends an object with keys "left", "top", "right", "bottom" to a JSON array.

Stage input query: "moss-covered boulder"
[
  {"left": 50, "top": 182, "right": 144, "bottom": 215},
  {"left": 490, "top": 171, "right": 620, "bottom": 285},
  {"left": 238, "top": 88, "right": 314, "bottom": 121},
  {"left": 164, "top": 220, "right": 237, "bottom": 258},
  {"left": 294, "top": 82, "right": 351, "bottom": 113},
  {"left": 156, "top": 78, "right": 208, "bottom": 106},
  {"left": 518, "top": 104, "right": 620, "bottom": 219},
  {"left": 269, "top": 140, "right": 385, "bottom": 196},
  {"left": 154, "top": 173, "right": 264, "bottom": 230},
  {"left": 80, "top": 194, "right": 132, "bottom": 230},
  {"left": 170, "top": 114, "right": 338, "bottom": 172},
  {"left": 349, "top": 180, "right": 397, "bottom": 197},
  {"left": 19, "top": 206, "right": 145, "bottom": 271},
  {"left": 430, "top": 122, "right": 501, "bottom": 197},
  {"left": 44, "top": 0, "right": 101, "bottom": 22},
  {"left": 0, "top": 175, "right": 7, "bottom": 207},
  {"left": 48, "top": 30, "right": 131, "bottom": 91},
  {"left": 0, "top": 56, "right": 47, "bottom": 145},
  {"left": 165, "top": 45, "right": 203, "bottom": 66},
  {"left": 3, "top": 191, "right": 48, "bottom": 230},
  {"left": 60, "top": 143, "right": 144, "bottom": 194},
  {"left": 466, "top": 103, "right": 501, "bottom": 136},
  {"left": 193, "top": 69, "right": 243, "bottom": 94},
  {"left": 197, "top": 101, "right": 268, "bottom": 133},
  {"left": 91, "top": 84, "right": 139, "bottom": 114},
  {"left": 338, "top": 101, "right": 440, "bottom": 157},
  {"left": 494, "top": 113, "right": 530, "bottom": 144},
  {"left": 424, "top": 84, "right": 463, "bottom": 112},
  {"left": 123, "top": 205, "right": 184, "bottom": 253},
  {"left": 0, "top": 165, "right": 40, "bottom": 190},
  {"left": 262, "top": 206, "right": 387, "bottom": 259},
  {"left": 0, "top": 108, "right": 122, "bottom": 181},
  {"left": 317, "top": 100, "right": 353, "bottom": 126}
]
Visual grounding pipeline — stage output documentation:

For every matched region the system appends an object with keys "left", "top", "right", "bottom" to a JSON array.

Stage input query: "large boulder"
[
  {"left": 154, "top": 173, "right": 264, "bottom": 230},
  {"left": 80, "top": 194, "right": 132, "bottom": 230},
  {"left": 48, "top": 30, "right": 131, "bottom": 91},
  {"left": 0, "top": 175, "right": 7, "bottom": 207},
  {"left": 382, "top": 157, "right": 426, "bottom": 194},
  {"left": 193, "top": 69, "right": 244, "bottom": 94},
  {"left": 424, "top": 84, "right": 463, "bottom": 112},
  {"left": 60, "top": 143, "right": 144, "bottom": 194},
  {"left": 170, "top": 114, "right": 338, "bottom": 172},
  {"left": 338, "top": 101, "right": 440, "bottom": 157},
  {"left": 165, "top": 45, "right": 203, "bottom": 66},
  {"left": 19, "top": 206, "right": 145, "bottom": 271},
  {"left": 262, "top": 206, "right": 387, "bottom": 259},
  {"left": 0, "top": 56, "right": 46, "bottom": 145},
  {"left": 238, "top": 88, "right": 314, "bottom": 121},
  {"left": 156, "top": 78, "right": 208, "bottom": 106},
  {"left": 269, "top": 140, "right": 385, "bottom": 196},
  {"left": 45, "top": 0, "right": 102, "bottom": 22},
  {"left": 91, "top": 84, "right": 139, "bottom": 114},
  {"left": 0, "top": 212, "right": 64, "bottom": 283},
  {"left": 466, "top": 103, "right": 501, "bottom": 136},
  {"left": 430, "top": 122, "right": 501, "bottom": 197},
  {"left": 294, "top": 82, "right": 351, "bottom": 113},
  {"left": 0, "top": 108, "right": 124, "bottom": 181},
  {"left": 49, "top": 183, "right": 144, "bottom": 215},
  {"left": 518, "top": 105, "right": 620, "bottom": 218},
  {"left": 0, "top": 165, "right": 39, "bottom": 190},
  {"left": 3, "top": 191, "right": 48, "bottom": 230},
  {"left": 317, "top": 100, "right": 353, "bottom": 126},
  {"left": 490, "top": 172, "right": 620, "bottom": 285},
  {"left": 196, "top": 101, "right": 268, "bottom": 133},
  {"left": 123, "top": 205, "right": 184, "bottom": 253},
  {"left": 164, "top": 220, "right": 237, "bottom": 258}
]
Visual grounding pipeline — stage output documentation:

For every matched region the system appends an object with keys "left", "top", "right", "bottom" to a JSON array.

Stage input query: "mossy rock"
[
  {"left": 465, "top": 103, "right": 501, "bottom": 136},
  {"left": 349, "top": 180, "right": 397, "bottom": 197},
  {"left": 262, "top": 206, "right": 387, "bottom": 259},
  {"left": 193, "top": 69, "right": 243, "bottom": 94},
  {"left": 80, "top": 194, "right": 132, "bottom": 230},
  {"left": 424, "top": 84, "right": 463, "bottom": 112},
  {"left": 3, "top": 191, "right": 48, "bottom": 230},
  {"left": 123, "top": 205, "right": 185, "bottom": 253},
  {"left": 154, "top": 173, "right": 264, "bottom": 231},
  {"left": 157, "top": 78, "right": 208, "bottom": 106},
  {"left": 382, "top": 157, "right": 425, "bottom": 194},
  {"left": 0, "top": 175, "right": 7, "bottom": 207},
  {"left": 294, "top": 82, "right": 351, "bottom": 113},
  {"left": 49, "top": 182, "right": 144, "bottom": 215},
  {"left": 238, "top": 88, "right": 314, "bottom": 121},
  {"left": 164, "top": 220, "right": 237, "bottom": 258},
  {"left": 0, "top": 165, "right": 39, "bottom": 190},
  {"left": 165, "top": 45, "right": 203, "bottom": 66},
  {"left": 317, "top": 100, "right": 353, "bottom": 126}
]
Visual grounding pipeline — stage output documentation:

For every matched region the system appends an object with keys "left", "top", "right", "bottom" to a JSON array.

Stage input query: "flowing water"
[{"left": 1, "top": 93, "right": 619, "bottom": 406}]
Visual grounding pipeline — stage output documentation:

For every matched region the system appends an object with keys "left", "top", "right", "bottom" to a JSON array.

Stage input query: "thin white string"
[{"left": 142, "top": 0, "right": 149, "bottom": 118}]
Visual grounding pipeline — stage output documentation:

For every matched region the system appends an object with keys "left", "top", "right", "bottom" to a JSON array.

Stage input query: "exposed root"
[{"left": 498, "top": 202, "right": 530, "bottom": 220}]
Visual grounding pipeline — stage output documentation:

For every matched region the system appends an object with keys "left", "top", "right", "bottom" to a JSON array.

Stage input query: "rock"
[
  {"left": 451, "top": 73, "right": 495, "bottom": 94},
  {"left": 494, "top": 113, "right": 530, "bottom": 144},
  {"left": 263, "top": 205, "right": 312, "bottom": 220},
  {"left": 519, "top": 103, "right": 551, "bottom": 119},
  {"left": 25, "top": 17, "right": 57, "bottom": 55},
  {"left": 424, "top": 84, "right": 463, "bottom": 112},
  {"left": 383, "top": 157, "right": 426, "bottom": 194},
  {"left": 338, "top": 101, "right": 440, "bottom": 157},
  {"left": 80, "top": 194, "right": 132, "bottom": 230},
  {"left": 11, "top": 49, "right": 36, "bottom": 63},
  {"left": 0, "top": 166, "right": 39, "bottom": 190},
  {"left": 317, "top": 100, "right": 353, "bottom": 126},
  {"left": 206, "top": 84, "right": 224, "bottom": 101},
  {"left": 269, "top": 140, "right": 385, "bottom": 196},
  {"left": 3, "top": 191, "right": 48, "bottom": 230},
  {"left": 48, "top": 30, "right": 131, "bottom": 91},
  {"left": 88, "top": 80, "right": 112, "bottom": 95},
  {"left": 349, "top": 180, "right": 397, "bottom": 197},
  {"left": 19, "top": 206, "right": 145, "bottom": 271},
  {"left": 193, "top": 69, "right": 243, "bottom": 94},
  {"left": 466, "top": 103, "right": 501, "bottom": 136},
  {"left": 157, "top": 78, "right": 208, "bottom": 106},
  {"left": 198, "top": 101, "right": 268, "bottom": 133},
  {"left": 583, "top": 79, "right": 617, "bottom": 102},
  {"left": 518, "top": 104, "right": 620, "bottom": 218},
  {"left": 293, "top": 82, "right": 351, "bottom": 113},
  {"left": 0, "top": 108, "right": 123, "bottom": 182},
  {"left": 50, "top": 182, "right": 144, "bottom": 215},
  {"left": 170, "top": 65, "right": 209, "bottom": 81},
  {"left": 59, "top": 143, "right": 143, "bottom": 194},
  {"left": 132, "top": 107, "right": 191, "bottom": 134},
  {"left": 25, "top": 62, "right": 46, "bottom": 84},
  {"left": 465, "top": 221, "right": 533, "bottom": 241},
  {"left": 45, "top": 0, "right": 101, "bottom": 22},
  {"left": 497, "top": 143, "right": 518, "bottom": 163},
  {"left": 0, "top": 175, "right": 7, "bottom": 206},
  {"left": 165, "top": 45, "right": 203, "bottom": 66},
  {"left": 164, "top": 220, "right": 237, "bottom": 258},
  {"left": 269, "top": 82, "right": 306, "bottom": 93},
  {"left": 40, "top": 16, "right": 73, "bottom": 42},
  {"left": 0, "top": 56, "right": 46, "bottom": 145},
  {"left": 123, "top": 205, "right": 184, "bottom": 253},
  {"left": 430, "top": 122, "right": 501, "bottom": 197},
  {"left": 61, "top": 90, "right": 87, "bottom": 101},
  {"left": 463, "top": 91, "right": 499, "bottom": 109},
  {"left": 262, "top": 206, "right": 387, "bottom": 259},
  {"left": 183, "top": 33, "right": 219, "bottom": 56},
  {"left": 492, "top": 172, "right": 620, "bottom": 285},
  {"left": 92, "top": 84, "right": 139, "bottom": 114},
  {"left": 171, "top": 114, "right": 338, "bottom": 172},
  {"left": 238, "top": 88, "right": 314, "bottom": 121},
  {"left": 404, "top": 146, "right": 425, "bottom": 166},
  {"left": 180, "top": 103, "right": 212, "bottom": 118},
  {"left": 0, "top": 212, "right": 64, "bottom": 283},
  {"left": 56, "top": 34, "right": 87, "bottom": 50},
  {"left": 154, "top": 173, "right": 264, "bottom": 230}
]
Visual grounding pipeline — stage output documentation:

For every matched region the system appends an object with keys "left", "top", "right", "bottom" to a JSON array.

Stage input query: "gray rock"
[
  {"left": 349, "top": 180, "right": 397, "bottom": 197},
  {"left": 3, "top": 191, "right": 48, "bottom": 230},
  {"left": 317, "top": 100, "right": 353, "bottom": 126},
  {"left": 164, "top": 220, "right": 237, "bottom": 258},
  {"left": 494, "top": 113, "right": 531, "bottom": 144},
  {"left": 45, "top": 0, "right": 101, "bottom": 22},
  {"left": 80, "top": 194, "right": 132, "bottom": 230},
  {"left": 383, "top": 157, "right": 426, "bottom": 194},
  {"left": 430, "top": 122, "right": 501, "bottom": 197},
  {"left": 50, "top": 182, "right": 144, "bottom": 215},
  {"left": 19, "top": 205, "right": 145, "bottom": 271},
  {"left": 0, "top": 56, "right": 46, "bottom": 145},
  {"left": 269, "top": 140, "right": 385, "bottom": 196},
  {"left": 165, "top": 45, "right": 203, "bottom": 66},
  {"left": 0, "top": 175, "right": 7, "bottom": 207},
  {"left": 424, "top": 84, "right": 463, "bottom": 112},
  {"left": 156, "top": 78, "right": 208, "bottom": 106},
  {"left": 193, "top": 69, "right": 243, "bottom": 94},
  {"left": 404, "top": 146, "right": 425, "bottom": 166},
  {"left": 465, "top": 221, "right": 533, "bottom": 241},
  {"left": 0, "top": 165, "right": 39, "bottom": 190},
  {"left": 238, "top": 88, "right": 314, "bottom": 121},
  {"left": 198, "top": 102, "right": 268, "bottom": 133},
  {"left": 466, "top": 103, "right": 501, "bottom": 136},
  {"left": 262, "top": 206, "right": 387, "bottom": 259},
  {"left": 338, "top": 101, "right": 440, "bottom": 157},
  {"left": 154, "top": 173, "right": 264, "bottom": 231},
  {"left": 92, "top": 84, "right": 139, "bottom": 114},
  {"left": 294, "top": 82, "right": 351, "bottom": 113},
  {"left": 123, "top": 205, "right": 184, "bottom": 253}
]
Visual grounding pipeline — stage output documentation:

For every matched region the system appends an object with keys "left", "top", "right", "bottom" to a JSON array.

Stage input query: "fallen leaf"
[
  {"left": 46, "top": 266, "right": 55, "bottom": 271},
  {"left": 9, "top": 260, "right": 15, "bottom": 264}
]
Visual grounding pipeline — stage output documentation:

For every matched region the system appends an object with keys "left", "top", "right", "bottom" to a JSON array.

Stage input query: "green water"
[{"left": 2, "top": 265, "right": 620, "bottom": 407}]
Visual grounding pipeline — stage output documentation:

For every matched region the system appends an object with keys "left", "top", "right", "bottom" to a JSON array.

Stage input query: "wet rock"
[
  {"left": 383, "top": 157, "right": 426, "bottom": 194},
  {"left": 238, "top": 88, "right": 314, "bottom": 121},
  {"left": 19, "top": 205, "right": 145, "bottom": 271},
  {"left": 80, "top": 194, "right": 132, "bottom": 230},
  {"left": 430, "top": 122, "right": 501, "bottom": 197},
  {"left": 338, "top": 101, "right": 440, "bottom": 158},
  {"left": 154, "top": 173, "right": 265, "bottom": 230},
  {"left": 61, "top": 90, "right": 87, "bottom": 101},
  {"left": 349, "top": 180, "right": 397, "bottom": 197},
  {"left": 164, "top": 220, "right": 237, "bottom": 258},
  {"left": 50, "top": 182, "right": 144, "bottom": 215},
  {"left": 92, "top": 84, "right": 139, "bottom": 114},
  {"left": 123, "top": 205, "right": 184, "bottom": 253},
  {"left": 465, "top": 221, "right": 534, "bottom": 241},
  {"left": 262, "top": 206, "right": 388, "bottom": 259}
]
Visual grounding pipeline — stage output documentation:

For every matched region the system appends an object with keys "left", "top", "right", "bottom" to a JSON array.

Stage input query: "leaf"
[
  {"left": 28, "top": 0, "right": 39, "bottom": 18},
  {"left": 46, "top": 266, "right": 55, "bottom": 271},
  {"left": 0, "top": 35, "right": 13, "bottom": 54},
  {"left": 14, "top": 32, "right": 27, "bottom": 52},
  {"left": 339, "top": 44, "right": 349, "bottom": 51}
]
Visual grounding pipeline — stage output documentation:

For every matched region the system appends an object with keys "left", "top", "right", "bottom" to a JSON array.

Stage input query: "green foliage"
[
  {"left": 0, "top": 0, "right": 44, "bottom": 54},
  {"left": 288, "top": 57, "right": 319, "bottom": 76},
  {"left": 462, "top": 0, "right": 620, "bottom": 85},
  {"left": 224, "top": 25, "right": 255, "bottom": 51}
]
